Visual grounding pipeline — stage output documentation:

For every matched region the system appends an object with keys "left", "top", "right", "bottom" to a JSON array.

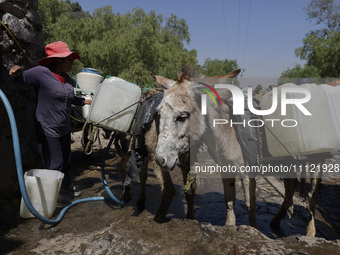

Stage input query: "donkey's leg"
[
  {"left": 181, "top": 165, "right": 195, "bottom": 219},
  {"left": 154, "top": 169, "right": 176, "bottom": 223},
  {"left": 249, "top": 178, "right": 257, "bottom": 227},
  {"left": 306, "top": 176, "right": 320, "bottom": 236},
  {"left": 136, "top": 155, "right": 150, "bottom": 208},
  {"left": 119, "top": 135, "right": 132, "bottom": 203},
  {"left": 179, "top": 153, "right": 195, "bottom": 219},
  {"left": 300, "top": 176, "right": 307, "bottom": 198},
  {"left": 222, "top": 178, "right": 236, "bottom": 225},
  {"left": 306, "top": 159, "right": 323, "bottom": 236},
  {"left": 119, "top": 150, "right": 131, "bottom": 203},
  {"left": 270, "top": 178, "right": 298, "bottom": 228},
  {"left": 242, "top": 176, "right": 257, "bottom": 228}
]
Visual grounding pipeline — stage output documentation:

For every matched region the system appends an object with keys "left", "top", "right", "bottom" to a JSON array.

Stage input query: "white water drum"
[
  {"left": 320, "top": 84, "right": 340, "bottom": 149},
  {"left": 76, "top": 68, "right": 103, "bottom": 91},
  {"left": 87, "top": 76, "right": 141, "bottom": 133},
  {"left": 260, "top": 83, "right": 337, "bottom": 157}
]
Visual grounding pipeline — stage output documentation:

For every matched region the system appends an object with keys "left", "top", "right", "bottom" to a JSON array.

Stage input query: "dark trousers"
[{"left": 37, "top": 132, "right": 72, "bottom": 188}]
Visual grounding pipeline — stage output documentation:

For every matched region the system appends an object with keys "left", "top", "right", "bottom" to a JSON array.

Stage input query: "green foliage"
[
  {"left": 278, "top": 64, "right": 321, "bottom": 84},
  {"left": 280, "top": 64, "right": 320, "bottom": 78},
  {"left": 291, "top": 0, "right": 340, "bottom": 78},
  {"left": 303, "top": 0, "right": 340, "bottom": 33},
  {"left": 296, "top": 30, "right": 340, "bottom": 77},
  {"left": 37, "top": 1, "right": 200, "bottom": 87},
  {"left": 38, "top": 0, "right": 73, "bottom": 39},
  {"left": 201, "top": 58, "right": 239, "bottom": 76},
  {"left": 65, "top": 0, "right": 82, "bottom": 12}
]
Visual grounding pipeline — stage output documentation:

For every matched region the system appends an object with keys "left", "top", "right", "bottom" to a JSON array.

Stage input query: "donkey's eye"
[{"left": 176, "top": 112, "right": 189, "bottom": 122}]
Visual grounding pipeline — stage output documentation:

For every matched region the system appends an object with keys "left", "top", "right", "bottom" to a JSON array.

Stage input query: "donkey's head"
[
  {"left": 154, "top": 67, "right": 198, "bottom": 170},
  {"left": 154, "top": 67, "right": 240, "bottom": 170}
]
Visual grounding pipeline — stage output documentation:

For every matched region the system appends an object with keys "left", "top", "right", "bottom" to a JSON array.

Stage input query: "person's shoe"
[
  {"left": 70, "top": 184, "right": 82, "bottom": 197},
  {"left": 60, "top": 183, "right": 81, "bottom": 197}
]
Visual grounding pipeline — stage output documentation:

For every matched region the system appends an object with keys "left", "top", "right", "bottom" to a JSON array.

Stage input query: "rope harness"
[{"left": 82, "top": 123, "right": 100, "bottom": 156}]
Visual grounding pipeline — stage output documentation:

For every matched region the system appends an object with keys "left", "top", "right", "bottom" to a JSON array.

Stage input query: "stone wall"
[{"left": 0, "top": 0, "right": 45, "bottom": 212}]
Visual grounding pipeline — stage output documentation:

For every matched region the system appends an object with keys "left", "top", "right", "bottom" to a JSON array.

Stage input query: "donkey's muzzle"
[{"left": 155, "top": 154, "right": 166, "bottom": 167}]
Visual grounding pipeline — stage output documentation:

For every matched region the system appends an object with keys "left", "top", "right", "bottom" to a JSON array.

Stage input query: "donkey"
[
  {"left": 124, "top": 69, "right": 243, "bottom": 223},
  {"left": 119, "top": 76, "right": 195, "bottom": 222},
  {"left": 153, "top": 67, "right": 258, "bottom": 227},
  {"left": 154, "top": 67, "right": 324, "bottom": 235}
]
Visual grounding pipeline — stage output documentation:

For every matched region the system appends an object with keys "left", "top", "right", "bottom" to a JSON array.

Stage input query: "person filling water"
[{"left": 9, "top": 41, "right": 91, "bottom": 197}]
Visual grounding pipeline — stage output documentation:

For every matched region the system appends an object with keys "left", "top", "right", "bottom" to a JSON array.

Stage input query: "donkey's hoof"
[
  {"left": 186, "top": 214, "right": 195, "bottom": 220},
  {"left": 154, "top": 216, "right": 171, "bottom": 224}
]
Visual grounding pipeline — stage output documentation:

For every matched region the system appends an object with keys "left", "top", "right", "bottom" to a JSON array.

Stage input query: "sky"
[{"left": 75, "top": 0, "right": 320, "bottom": 82}]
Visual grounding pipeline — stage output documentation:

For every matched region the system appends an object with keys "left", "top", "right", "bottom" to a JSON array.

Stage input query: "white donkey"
[{"left": 154, "top": 67, "right": 258, "bottom": 227}]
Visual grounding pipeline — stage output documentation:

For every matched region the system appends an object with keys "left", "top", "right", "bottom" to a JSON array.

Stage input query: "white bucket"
[
  {"left": 76, "top": 68, "right": 103, "bottom": 91},
  {"left": 20, "top": 169, "right": 64, "bottom": 219}
]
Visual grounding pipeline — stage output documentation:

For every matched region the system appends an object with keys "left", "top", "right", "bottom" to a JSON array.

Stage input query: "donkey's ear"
[{"left": 154, "top": 75, "right": 176, "bottom": 89}]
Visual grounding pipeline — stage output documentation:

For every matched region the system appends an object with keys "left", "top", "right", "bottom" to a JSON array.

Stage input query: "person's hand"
[
  {"left": 9, "top": 65, "right": 23, "bottom": 76},
  {"left": 84, "top": 99, "right": 92, "bottom": 105}
]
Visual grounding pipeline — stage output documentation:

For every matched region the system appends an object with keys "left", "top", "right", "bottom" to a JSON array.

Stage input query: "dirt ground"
[{"left": 1, "top": 130, "right": 340, "bottom": 255}]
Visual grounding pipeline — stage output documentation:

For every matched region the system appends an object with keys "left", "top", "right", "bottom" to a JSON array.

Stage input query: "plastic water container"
[
  {"left": 71, "top": 89, "right": 95, "bottom": 132},
  {"left": 20, "top": 169, "right": 64, "bottom": 218},
  {"left": 320, "top": 84, "right": 340, "bottom": 149},
  {"left": 87, "top": 76, "right": 141, "bottom": 133},
  {"left": 81, "top": 94, "right": 92, "bottom": 119},
  {"left": 260, "top": 83, "right": 337, "bottom": 157},
  {"left": 76, "top": 68, "right": 103, "bottom": 91},
  {"left": 73, "top": 92, "right": 93, "bottom": 120}
]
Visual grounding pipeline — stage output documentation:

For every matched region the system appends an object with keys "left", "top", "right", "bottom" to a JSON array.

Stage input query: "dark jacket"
[{"left": 20, "top": 66, "right": 84, "bottom": 137}]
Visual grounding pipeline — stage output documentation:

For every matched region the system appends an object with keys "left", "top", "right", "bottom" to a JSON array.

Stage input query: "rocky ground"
[{"left": 1, "top": 131, "right": 340, "bottom": 255}]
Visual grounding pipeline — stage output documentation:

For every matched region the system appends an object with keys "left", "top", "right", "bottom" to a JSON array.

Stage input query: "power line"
[
  {"left": 221, "top": 0, "right": 229, "bottom": 59},
  {"left": 237, "top": 0, "right": 241, "bottom": 60},
  {"left": 243, "top": 40, "right": 301, "bottom": 71},
  {"left": 242, "top": 0, "right": 252, "bottom": 69},
  {"left": 245, "top": 40, "right": 300, "bottom": 67}
]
